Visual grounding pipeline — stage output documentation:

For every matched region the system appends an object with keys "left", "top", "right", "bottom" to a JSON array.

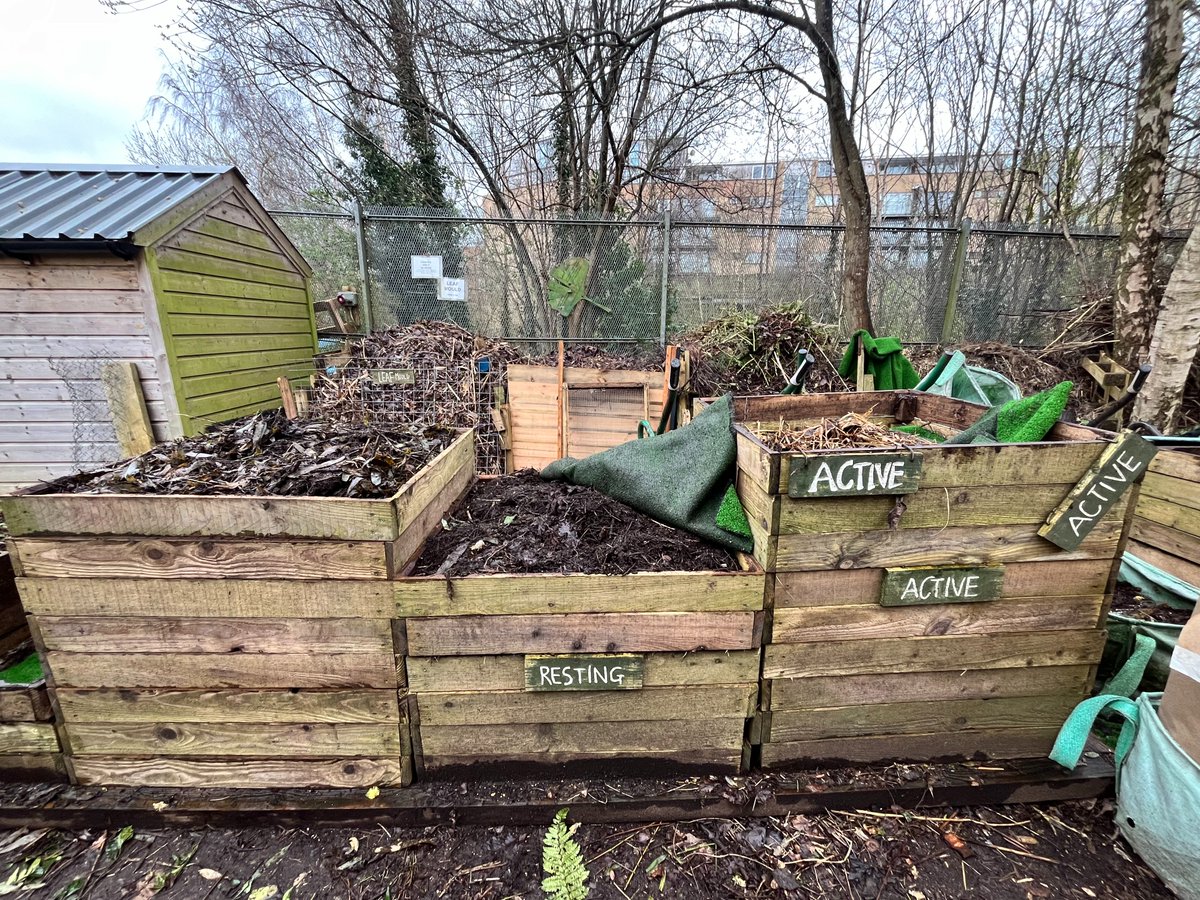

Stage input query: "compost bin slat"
[
  {"left": 759, "top": 727, "right": 1063, "bottom": 767},
  {"left": 55, "top": 689, "right": 400, "bottom": 724},
  {"left": 67, "top": 722, "right": 401, "bottom": 757},
  {"left": 70, "top": 757, "right": 407, "bottom": 788},
  {"left": 419, "top": 717, "right": 746, "bottom": 756}
]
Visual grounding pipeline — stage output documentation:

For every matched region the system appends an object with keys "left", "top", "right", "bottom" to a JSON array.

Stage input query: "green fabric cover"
[
  {"left": 893, "top": 424, "right": 946, "bottom": 443},
  {"left": 0, "top": 653, "right": 42, "bottom": 686},
  {"left": 716, "top": 484, "right": 753, "bottom": 538},
  {"left": 945, "top": 381, "right": 1073, "bottom": 445},
  {"left": 838, "top": 330, "right": 920, "bottom": 390},
  {"left": 542, "top": 394, "right": 753, "bottom": 553},
  {"left": 914, "top": 350, "right": 1022, "bottom": 407}
]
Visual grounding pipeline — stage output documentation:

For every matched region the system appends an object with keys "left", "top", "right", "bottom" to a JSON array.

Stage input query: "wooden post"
[
  {"left": 556, "top": 340, "right": 566, "bottom": 458},
  {"left": 100, "top": 362, "right": 154, "bottom": 458},
  {"left": 942, "top": 217, "right": 972, "bottom": 344},
  {"left": 277, "top": 377, "right": 298, "bottom": 419}
]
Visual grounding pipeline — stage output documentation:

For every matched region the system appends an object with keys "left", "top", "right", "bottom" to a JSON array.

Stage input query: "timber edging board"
[
  {"left": 728, "top": 391, "right": 1129, "bottom": 769},
  {"left": 0, "top": 747, "right": 1115, "bottom": 829},
  {"left": 1129, "top": 448, "right": 1200, "bottom": 587},
  {"left": 2, "top": 430, "right": 477, "bottom": 789}
]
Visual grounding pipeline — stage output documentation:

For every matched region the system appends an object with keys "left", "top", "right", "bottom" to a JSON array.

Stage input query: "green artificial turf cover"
[{"left": 0, "top": 653, "right": 42, "bottom": 686}]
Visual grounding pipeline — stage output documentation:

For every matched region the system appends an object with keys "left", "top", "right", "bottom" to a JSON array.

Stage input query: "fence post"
[
  {"left": 659, "top": 211, "right": 671, "bottom": 346},
  {"left": 352, "top": 198, "right": 374, "bottom": 334},
  {"left": 941, "top": 217, "right": 972, "bottom": 344}
]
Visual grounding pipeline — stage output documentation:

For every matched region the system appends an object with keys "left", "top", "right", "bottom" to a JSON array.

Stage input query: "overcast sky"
[{"left": 1, "top": 0, "right": 178, "bottom": 164}]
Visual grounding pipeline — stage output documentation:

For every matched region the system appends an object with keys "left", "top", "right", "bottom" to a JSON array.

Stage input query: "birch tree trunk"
[
  {"left": 1113, "top": 0, "right": 1184, "bottom": 368},
  {"left": 1132, "top": 226, "right": 1200, "bottom": 430}
]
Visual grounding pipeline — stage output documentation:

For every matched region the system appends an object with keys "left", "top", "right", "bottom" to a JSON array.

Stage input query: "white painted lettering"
[
  {"left": 889, "top": 461, "right": 906, "bottom": 490},
  {"left": 810, "top": 461, "right": 837, "bottom": 493},
  {"left": 837, "top": 461, "right": 856, "bottom": 491},
  {"left": 901, "top": 579, "right": 920, "bottom": 601}
]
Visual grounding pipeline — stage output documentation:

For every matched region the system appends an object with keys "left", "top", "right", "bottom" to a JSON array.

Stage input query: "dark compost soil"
[
  {"left": 36, "top": 411, "right": 456, "bottom": 499},
  {"left": 412, "top": 471, "right": 737, "bottom": 576},
  {"left": 0, "top": 797, "right": 1168, "bottom": 899},
  {"left": 1111, "top": 581, "right": 1193, "bottom": 626}
]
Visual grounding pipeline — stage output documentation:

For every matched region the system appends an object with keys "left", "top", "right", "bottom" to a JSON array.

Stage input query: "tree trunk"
[
  {"left": 1113, "top": 0, "right": 1184, "bottom": 368},
  {"left": 1133, "top": 226, "right": 1200, "bottom": 430},
  {"left": 813, "top": 0, "right": 875, "bottom": 336}
]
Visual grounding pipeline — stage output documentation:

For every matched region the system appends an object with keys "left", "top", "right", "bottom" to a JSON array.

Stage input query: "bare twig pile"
[
  {"left": 41, "top": 410, "right": 456, "bottom": 498},
  {"left": 679, "top": 303, "right": 848, "bottom": 396},
  {"left": 528, "top": 343, "right": 667, "bottom": 371},
  {"left": 753, "top": 412, "right": 938, "bottom": 453},
  {"left": 310, "top": 321, "right": 528, "bottom": 474}
]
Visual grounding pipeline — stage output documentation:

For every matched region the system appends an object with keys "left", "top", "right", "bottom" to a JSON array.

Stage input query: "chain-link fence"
[{"left": 275, "top": 209, "right": 1188, "bottom": 348}]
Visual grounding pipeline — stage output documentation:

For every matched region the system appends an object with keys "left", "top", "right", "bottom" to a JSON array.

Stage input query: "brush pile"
[
  {"left": 40, "top": 410, "right": 456, "bottom": 498},
  {"left": 311, "top": 321, "right": 527, "bottom": 474},
  {"left": 679, "top": 303, "right": 847, "bottom": 396},
  {"left": 528, "top": 343, "right": 667, "bottom": 371},
  {"left": 753, "top": 412, "right": 939, "bottom": 453}
]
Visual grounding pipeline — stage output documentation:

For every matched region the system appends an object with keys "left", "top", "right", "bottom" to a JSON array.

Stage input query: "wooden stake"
[
  {"left": 556, "top": 340, "right": 566, "bottom": 458},
  {"left": 100, "top": 362, "right": 154, "bottom": 457},
  {"left": 277, "top": 377, "right": 298, "bottom": 419}
]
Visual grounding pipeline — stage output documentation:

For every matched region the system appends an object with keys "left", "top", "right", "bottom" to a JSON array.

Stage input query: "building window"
[
  {"left": 816, "top": 160, "right": 834, "bottom": 178},
  {"left": 751, "top": 164, "right": 777, "bottom": 180},
  {"left": 679, "top": 197, "right": 716, "bottom": 219},
  {"left": 678, "top": 252, "right": 711, "bottom": 274},
  {"left": 884, "top": 161, "right": 912, "bottom": 175},
  {"left": 745, "top": 251, "right": 763, "bottom": 265},
  {"left": 882, "top": 192, "right": 912, "bottom": 216},
  {"left": 814, "top": 192, "right": 839, "bottom": 207}
]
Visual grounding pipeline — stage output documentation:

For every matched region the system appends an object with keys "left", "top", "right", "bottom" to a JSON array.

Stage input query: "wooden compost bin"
[
  {"left": 0, "top": 430, "right": 474, "bottom": 788},
  {"left": 1129, "top": 448, "right": 1200, "bottom": 588},
  {"left": 0, "top": 550, "right": 64, "bottom": 780},
  {"left": 729, "top": 391, "right": 1141, "bottom": 768},
  {"left": 396, "top": 555, "right": 766, "bottom": 777}
]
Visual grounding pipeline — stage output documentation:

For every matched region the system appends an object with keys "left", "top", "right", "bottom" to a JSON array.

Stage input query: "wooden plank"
[
  {"left": 420, "top": 717, "right": 746, "bottom": 756},
  {"left": 1126, "top": 541, "right": 1200, "bottom": 588},
  {"left": 189, "top": 215, "right": 278, "bottom": 253},
  {"left": 0, "top": 442, "right": 120, "bottom": 464},
  {"left": 423, "top": 748, "right": 743, "bottom": 775},
  {"left": 1, "top": 335, "right": 153, "bottom": 359},
  {"left": 154, "top": 246, "right": 306, "bottom": 289},
  {"left": 36, "top": 617, "right": 392, "bottom": 654},
  {"left": 406, "top": 612, "right": 760, "bottom": 656},
  {"left": 172, "top": 229, "right": 298, "bottom": 274},
  {"left": 774, "top": 559, "right": 1113, "bottom": 608},
  {"left": 778, "top": 484, "right": 1076, "bottom": 533},
  {"left": 390, "top": 445, "right": 477, "bottom": 575},
  {"left": 1148, "top": 448, "right": 1200, "bottom": 483},
  {"left": 788, "top": 453, "right": 922, "bottom": 498},
  {"left": 0, "top": 723, "right": 59, "bottom": 754},
  {"left": 1131, "top": 517, "right": 1200, "bottom": 561},
  {"left": 0, "top": 264, "right": 139, "bottom": 291},
  {"left": 1141, "top": 472, "right": 1200, "bottom": 512},
  {"left": 1137, "top": 495, "right": 1200, "bottom": 539},
  {"left": 879, "top": 566, "right": 1005, "bottom": 606},
  {"left": 1040, "top": 432, "right": 1157, "bottom": 550},
  {"left": 761, "top": 728, "right": 1060, "bottom": 767},
  {"left": 406, "top": 650, "right": 762, "bottom": 693},
  {"left": 56, "top": 689, "right": 399, "bottom": 724},
  {"left": 156, "top": 269, "right": 309, "bottom": 305},
  {"left": 0, "top": 291, "right": 146, "bottom": 314},
  {"left": 770, "top": 666, "right": 1092, "bottom": 710},
  {"left": 772, "top": 518, "right": 1123, "bottom": 572},
  {"left": 11, "top": 537, "right": 389, "bottom": 580},
  {"left": 0, "top": 378, "right": 163, "bottom": 403},
  {"left": 47, "top": 652, "right": 397, "bottom": 689},
  {"left": 2, "top": 493, "right": 398, "bottom": 540},
  {"left": 71, "top": 757, "right": 407, "bottom": 788},
  {"left": 772, "top": 595, "right": 1104, "bottom": 643},
  {"left": 419, "top": 684, "right": 756, "bottom": 725},
  {"left": 67, "top": 722, "right": 399, "bottom": 757},
  {"left": 15, "top": 577, "right": 392, "bottom": 618},
  {"left": 393, "top": 430, "right": 475, "bottom": 540},
  {"left": 0, "top": 313, "right": 147, "bottom": 337},
  {"left": 763, "top": 630, "right": 1106, "bottom": 679},
  {"left": 0, "top": 754, "right": 68, "bottom": 782},
  {"left": 0, "top": 686, "right": 52, "bottom": 723},
  {"left": 767, "top": 695, "right": 1079, "bottom": 742},
  {"left": 394, "top": 570, "right": 764, "bottom": 617},
  {"left": 184, "top": 381, "right": 295, "bottom": 419},
  {"left": 99, "top": 362, "right": 154, "bottom": 458},
  {"left": 171, "top": 332, "right": 314, "bottom": 359},
  {"left": 169, "top": 313, "right": 312, "bottom": 336}
]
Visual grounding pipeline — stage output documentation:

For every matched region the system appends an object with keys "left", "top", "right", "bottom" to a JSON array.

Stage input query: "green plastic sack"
[
  {"left": 914, "top": 350, "right": 1021, "bottom": 407},
  {"left": 1052, "top": 693, "right": 1200, "bottom": 899}
]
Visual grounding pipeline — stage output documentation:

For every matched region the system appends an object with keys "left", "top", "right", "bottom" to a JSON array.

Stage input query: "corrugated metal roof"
[{"left": 0, "top": 164, "right": 233, "bottom": 242}]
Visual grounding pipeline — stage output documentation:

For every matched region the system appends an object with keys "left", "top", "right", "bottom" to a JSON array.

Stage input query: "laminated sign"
[
  {"left": 524, "top": 654, "right": 644, "bottom": 691},
  {"left": 1039, "top": 431, "right": 1157, "bottom": 551}
]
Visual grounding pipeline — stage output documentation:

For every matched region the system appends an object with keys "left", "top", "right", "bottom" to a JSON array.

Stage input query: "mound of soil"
[
  {"left": 412, "top": 472, "right": 736, "bottom": 575},
  {"left": 1111, "top": 582, "right": 1193, "bottom": 626}
]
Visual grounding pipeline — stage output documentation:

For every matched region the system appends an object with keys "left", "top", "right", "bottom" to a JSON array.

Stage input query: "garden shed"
[{"left": 0, "top": 164, "right": 317, "bottom": 494}]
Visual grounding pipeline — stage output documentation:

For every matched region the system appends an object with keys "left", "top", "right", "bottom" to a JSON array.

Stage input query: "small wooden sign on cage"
[{"left": 369, "top": 369, "right": 416, "bottom": 386}]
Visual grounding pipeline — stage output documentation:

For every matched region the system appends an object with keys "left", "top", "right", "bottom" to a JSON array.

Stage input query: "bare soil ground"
[{"left": 0, "top": 798, "right": 1168, "bottom": 900}]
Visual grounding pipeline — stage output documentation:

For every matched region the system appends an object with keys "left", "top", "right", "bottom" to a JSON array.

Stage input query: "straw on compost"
[
  {"left": 752, "top": 412, "right": 940, "bottom": 453},
  {"left": 39, "top": 410, "right": 456, "bottom": 498},
  {"left": 412, "top": 471, "right": 737, "bottom": 576}
]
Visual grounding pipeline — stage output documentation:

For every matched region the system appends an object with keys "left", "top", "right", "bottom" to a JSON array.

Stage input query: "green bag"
[
  {"left": 914, "top": 350, "right": 1021, "bottom": 408},
  {"left": 1052, "top": 693, "right": 1200, "bottom": 899}
]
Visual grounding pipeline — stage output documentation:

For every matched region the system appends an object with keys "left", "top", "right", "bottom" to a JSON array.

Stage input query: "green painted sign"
[
  {"left": 880, "top": 565, "right": 1005, "bottom": 606},
  {"left": 369, "top": 369, "right": 416, "bottom": 386},
  {"left": 524, "top": 654, "right": 644, "bottom": 692},
  {"left": 1039, "top": 432, "right": 1158, "bottom": 551},
  {"left": 788, "top": 453, "right": 923, "bottom": 498}
]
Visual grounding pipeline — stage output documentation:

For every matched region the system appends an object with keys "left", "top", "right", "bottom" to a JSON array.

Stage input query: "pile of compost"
[
  {"left": 679, "top": 303, "right": 847, "bottom": 396},
  {"left": 752, "top": 412, "right": 939, "bottom": 453},
  {"left": 412, "top": 471, "right": 737, "bottom": 576},
  {"left": 40, "top": 410, "right": 455, "bottom": 498},
  {"left": 1111, "top": 582, "right": 1193, "bottom": 626}
]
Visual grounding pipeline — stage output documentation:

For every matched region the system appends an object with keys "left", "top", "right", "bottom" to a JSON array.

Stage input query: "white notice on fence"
[
  {"left": 440, "top": 277, "right": 467, "bottom": 302},
  {"left": 410, "top": 255, "right": 443, "bottom": 279}
]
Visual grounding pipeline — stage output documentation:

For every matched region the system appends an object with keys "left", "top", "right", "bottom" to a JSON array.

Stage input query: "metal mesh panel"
[
  {"left": 273, "top": 212, "right": 360, "bottom": 308},
  {"left": 47, "top": 356, "right": 120, "bottom": 469}
]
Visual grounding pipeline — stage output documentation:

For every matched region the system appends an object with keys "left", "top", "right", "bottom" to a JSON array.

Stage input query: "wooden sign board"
[
  {"left": 524, "top": 654, "right": 644, "bottom": 692},
  {"left": 788, "top": 453, "right": 923, "bottom": 498},
  {"left": 1039, "top": 432, "right": 1158, "bottom": 551},
  {"left": 880, "top": 565, "right": 1005, "bottom": 607},
  {"left": 369, "top": 369, "right": 416, "bottom": 386}
]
